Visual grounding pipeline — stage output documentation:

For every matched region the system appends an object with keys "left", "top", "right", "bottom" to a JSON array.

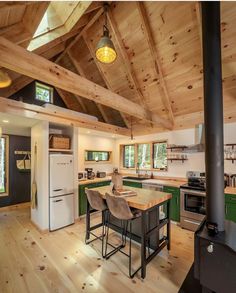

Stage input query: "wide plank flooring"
[{"left": 0, "top": 207, "right": 194, "bottom": 293}]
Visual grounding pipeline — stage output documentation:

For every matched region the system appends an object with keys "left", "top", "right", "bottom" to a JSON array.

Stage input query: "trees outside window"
[
  {"left": 35, "top": 82, "right": 53, "bottom": 103},
  {"left": 153, "top": 141, "right": 167, "bottom": 170},
  {"left": 0, "top": 135, "right": 9, "bottom": 195},
  {"left": 123, "top": 145, "right": 135, "bottom": 168}
]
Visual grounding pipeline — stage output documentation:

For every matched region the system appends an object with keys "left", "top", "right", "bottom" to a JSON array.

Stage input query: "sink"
[{"left": 123, "top": 176, "right": 150, "bottom": 181}]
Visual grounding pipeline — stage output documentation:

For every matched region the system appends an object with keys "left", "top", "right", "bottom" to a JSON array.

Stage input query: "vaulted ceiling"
[{"left": 0, "top": 1, "right": 236, "bottom": 135}]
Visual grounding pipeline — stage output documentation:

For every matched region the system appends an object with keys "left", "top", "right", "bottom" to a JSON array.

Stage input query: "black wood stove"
[{"left": 194, "top": 2, "right": 236, "bottom": 293}]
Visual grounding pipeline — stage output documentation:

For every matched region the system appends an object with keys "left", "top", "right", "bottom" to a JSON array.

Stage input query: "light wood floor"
[{"left": 0, "top": 207, "right": 194, "bottom": 293}]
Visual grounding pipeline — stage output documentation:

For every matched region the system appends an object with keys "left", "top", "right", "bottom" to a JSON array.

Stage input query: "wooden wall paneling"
[
  {"left": 0, "top": 3, "right": 26, "bottom": 29},
  {"left": 0, "top": 22, "right": 31, "bottom": 45},
  {"left": 55, "top": 88, "right": 83, "bottom": 113},
  {"left": 22, "top": 2, "right": 49, "bottom": 34},
  {"left": 136, "top": 2, "right": 174, "bottom": 125},
  {"left": 67, "top": 49, "right": 110, "bottom": 123},
  {"left": 107, "top": 8, "right": 151, "bottom": 112},
  {"left": 77, "top": 35, "right": 129, "bottom": 127}
]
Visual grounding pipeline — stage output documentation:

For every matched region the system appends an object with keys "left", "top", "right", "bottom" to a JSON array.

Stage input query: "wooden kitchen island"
[{"left": 85, "top": 186, "right": 172, "bottom": 279}]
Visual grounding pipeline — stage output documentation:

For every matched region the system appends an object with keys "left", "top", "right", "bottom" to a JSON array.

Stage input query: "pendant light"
[
  {"left": 0, "top": 70, "right": 11, "bottom": 88},
  {"left": 130, "top": 117, "right": 134, "bottom": 140},
  {"left": 95, "top": 3, "right": 117, "bottom": 64}
]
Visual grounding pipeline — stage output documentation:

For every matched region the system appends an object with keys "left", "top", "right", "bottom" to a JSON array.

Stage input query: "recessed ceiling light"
[{"left": 2, "top": 120, "right": 9, "bottom": 123}]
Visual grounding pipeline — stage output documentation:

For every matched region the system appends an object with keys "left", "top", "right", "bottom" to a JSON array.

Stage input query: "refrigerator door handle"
[
  {"left": 53, "top": 189, "right": 63, "bottom": 192},
  {"left": 53, "top": 199, "right": 63, "bottom": 203}
]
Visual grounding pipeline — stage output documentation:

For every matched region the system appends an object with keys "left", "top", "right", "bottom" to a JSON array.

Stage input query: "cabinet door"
[
  {"left": 225, "top": 203, "right": 236, "bottom": 222},
  {"left": 79, "top": 185, "right": 87, "bottom": 216},
  {"left": 123, "top": 180, "right": 142, "bottom": 188},
  {"left": 163, "top": 186, "right": 180, "bottom": 222},
  {"left": 79, "top": 181, "right": 111, "bottom": 216}
]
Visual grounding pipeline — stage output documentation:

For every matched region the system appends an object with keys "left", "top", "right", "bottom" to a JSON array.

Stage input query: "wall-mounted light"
[
  {"left": 95, "top": 3, "right": 117, "bottom": 64},
  {"left": 0, "top": 70, "right": 11, "bottom": 88}
]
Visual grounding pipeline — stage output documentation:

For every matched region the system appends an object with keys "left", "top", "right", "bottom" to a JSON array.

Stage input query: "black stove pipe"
[{"left": 202, "top": 2, "right": 225, "bottom": 232}]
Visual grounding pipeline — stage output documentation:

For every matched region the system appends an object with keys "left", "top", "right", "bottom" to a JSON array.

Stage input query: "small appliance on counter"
[
  {"left": 78, "top": 171, "right": 87, "bottom": 180},
  {"left": 85, "top": 168, "right": 95, "bottom": 180},
  {"left": 97, "top": 171, "right": 106, "bottom": 178}
]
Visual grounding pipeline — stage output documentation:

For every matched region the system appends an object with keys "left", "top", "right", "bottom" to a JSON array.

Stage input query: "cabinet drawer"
[
  {"left": 123, "top": 180, "right": 142, "bottom": 188},
  {"left": 163, "top": 186, "right": 178, "bottom": 193}
]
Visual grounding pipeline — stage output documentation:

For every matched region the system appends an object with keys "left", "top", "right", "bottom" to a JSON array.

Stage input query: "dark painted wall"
[
  {"left": 0, "top": 135, "right": 31, "bottom": 207},
  {"left": 9, "top": 80, "right": 67, "bottom": 108}
]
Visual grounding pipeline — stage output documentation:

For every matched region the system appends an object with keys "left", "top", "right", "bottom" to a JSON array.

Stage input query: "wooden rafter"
[
  {"left": 107, "top": 9, "right": 148, "bottom": 110},
  {"left": 0, "top": 97, "right": 130, "bottom": 136},
  {"left": 0, "top": 36, "right": 172, "bottom": 129},
  {"left": 55, "top": 88, "right": 83, "bottom": 113},
  {"left": 137, "top": 2, "right": 175, "bottom": 125}
]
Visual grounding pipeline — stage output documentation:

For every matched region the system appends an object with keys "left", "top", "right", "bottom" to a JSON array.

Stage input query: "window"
[
  {"left": 35, "top": 82, "right": 53, "bottom": 103},
  {"left": 120, "top": 140, "right": 168, "bottom": 171},
  {"left": 85, "top": 150, "right": 111, "bottom": 162},
  {"left": 153, "top": 141, "right": 167, "bottom": 170},
  {"left": 123, "top": 145, "right": 135, "bottom": 168},
  {"left": 0, "top": 135, "right": 9, "bottom": 196},
  {"left": 137, "top": 143, "right": 151, "bottom": 169}
]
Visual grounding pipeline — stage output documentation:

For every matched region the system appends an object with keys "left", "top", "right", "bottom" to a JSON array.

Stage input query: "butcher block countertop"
[
  {"left": 141, "top": 178, "right": 186, "bottom": 188},
  {"left": 79, "top": 177, "right": 111, "bottom": 185},
  {"left": 79, "top": 176, "right": 186, "bottom": 188},
  {"left": 225, "top": 187, "right": 236, "bottom": 195},
  {"left": 92, "top": 186, "right": 172, "bottom": 210}
]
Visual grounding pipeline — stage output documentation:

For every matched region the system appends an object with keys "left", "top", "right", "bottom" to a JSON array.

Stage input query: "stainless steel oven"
[{"left": 180, "top": 188, "right": 206, "bottom": 231}]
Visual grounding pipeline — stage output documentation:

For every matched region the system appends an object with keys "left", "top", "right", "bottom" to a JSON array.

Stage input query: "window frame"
[
  {"left": 35, "top": 82, "right": 53, "bottom": 104},
  {"left": 120, "top": 140, "right": 168, "bottom": 172},
  {"left": 0, "top": 135, "right": 9, "bottom": 197},
  {"left": 84, "top": 150, "right": 112, "bottom": 163},
  {"left": 122, "top": 144, "right": 136, "bottom": 169},
  {"left": 152, "top": 140, "right": 168, "bottom": 171}
]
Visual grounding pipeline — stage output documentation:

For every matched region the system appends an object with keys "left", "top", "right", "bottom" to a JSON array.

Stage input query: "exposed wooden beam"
[
  {"left": 64, "top": 1, "right": 91, "bottom": 32},
  {"left": 22, "top": 2, "right": 49, "bottom": 35},
  {"left": 56, "top": 8, "right": 103, "bottom": 63},
  {"left": 137, "top": 2, "right": 175, "bottom": 125},
  {"left": 0, "top": 42, "right": 66, "bottom": 98},
  {"left": 0, "top": 97, "right": 130, "bottom": 136},
  {"left": 0, "top": 36, "right": 172, "bottom": 129}
]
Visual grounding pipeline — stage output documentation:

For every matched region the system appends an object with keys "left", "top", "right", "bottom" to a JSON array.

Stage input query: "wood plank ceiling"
[{"left": 0, "top": 1, "right": 236, "bottom": 135}]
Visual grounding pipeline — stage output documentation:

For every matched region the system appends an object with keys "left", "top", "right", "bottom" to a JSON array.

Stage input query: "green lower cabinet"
[
  {"left": 225, "top": 194, "right": 236, "bottom": 222},
  {"left": 78, "top": 180, "right": 111, "bottom": 216},
  {"left": 163, "top": 186, "right": 180, "bottom": 222},
  {"left": 123, "top": 180, "right": 142, "bottom": 188}
]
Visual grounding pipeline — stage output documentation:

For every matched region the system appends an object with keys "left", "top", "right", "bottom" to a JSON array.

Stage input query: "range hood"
[{"left": 186, "top": 124, "right": 205, "bottom": 152}]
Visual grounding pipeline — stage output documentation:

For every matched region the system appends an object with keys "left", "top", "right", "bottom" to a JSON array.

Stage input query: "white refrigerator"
[{"left": 49, "top": 154, "right": 75, "bottom": 231}]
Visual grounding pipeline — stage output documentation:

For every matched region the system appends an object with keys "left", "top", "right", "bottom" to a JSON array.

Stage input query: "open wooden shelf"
[
  {"left": 167, "top": 158, "right": 188, "bottom": 163},
  {"left": 225, "top": 158, "right": 235, "bottom": 163},
  {"left": 167, "top": 145, "right": 188, "bottom": 152},
  {"left": 49, "top": 148, "right": 73, "bottom": 153},
  {"left": 225, "top": 143, "right": 236, "bottom": 149}
]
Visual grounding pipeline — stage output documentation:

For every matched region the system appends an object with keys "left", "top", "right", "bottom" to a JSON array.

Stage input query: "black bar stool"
[
  {"left": 85, "top": 189, "right": 108, "bottom": 257},
  {"left": 104, "top": 192, "right": 142, "bottom": 278}
]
